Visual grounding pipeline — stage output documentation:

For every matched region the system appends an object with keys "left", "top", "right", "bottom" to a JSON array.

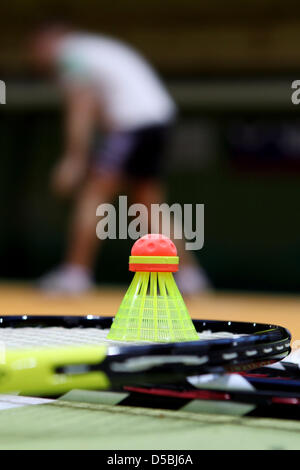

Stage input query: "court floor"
[
  {"left": 1, "top": 282, "right": 300, "bottom": 449},
  {"left": 0, "top": 282, "right": 299, "bottom": 341},
  {"left": 1, "top": 395, "right": 300, "bottom": 450}
]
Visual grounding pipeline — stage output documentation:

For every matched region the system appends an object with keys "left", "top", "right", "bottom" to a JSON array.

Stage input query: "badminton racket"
[
  {"left": 0, "top": 315, "right": 291, "bottom": 396},
  {"left": 120, "top": 384, "right": 300, "bottom": 420}
]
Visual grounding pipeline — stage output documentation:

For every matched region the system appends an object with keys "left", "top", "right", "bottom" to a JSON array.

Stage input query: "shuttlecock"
[{"left": 107, "top": 234, "right": 199, "bottom": 342}]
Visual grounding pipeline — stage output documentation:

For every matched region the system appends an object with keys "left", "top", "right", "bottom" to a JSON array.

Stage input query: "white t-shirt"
[{"left": 57, "top": 34, "right": 176, "bottom": 131}]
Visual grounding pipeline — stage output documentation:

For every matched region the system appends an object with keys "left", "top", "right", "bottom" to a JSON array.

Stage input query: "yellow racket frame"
[{"left": 0, "top": 345, "right": 110, "bottom": 396}]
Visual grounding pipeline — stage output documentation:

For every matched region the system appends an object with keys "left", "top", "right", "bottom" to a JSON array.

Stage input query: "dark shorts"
[{"left": 92, "top": 124, "right": 170, "bottom": 179}]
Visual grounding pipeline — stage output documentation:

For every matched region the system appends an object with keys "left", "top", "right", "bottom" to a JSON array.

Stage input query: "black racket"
[
  {"left": 0, "top": 315, "right": 291, "bottom": 396},
  {"left": 118, "top": 384, "right": 300, "bottom": 420}
]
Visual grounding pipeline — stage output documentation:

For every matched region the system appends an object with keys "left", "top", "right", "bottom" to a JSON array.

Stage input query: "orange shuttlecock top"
[{"left": 129, "top": 234, "right": 179, "bottom": 272}]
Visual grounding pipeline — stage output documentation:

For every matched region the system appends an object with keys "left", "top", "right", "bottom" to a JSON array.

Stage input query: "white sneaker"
[
  {"left": 175, "top": 265, "right": 211, "bottom": 295},
  {"left": 38, "top": 265, "right": 94, "bottom": 295}
]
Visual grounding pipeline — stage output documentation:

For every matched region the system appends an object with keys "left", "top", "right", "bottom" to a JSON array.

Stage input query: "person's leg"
[
  {"left": 65, "top": 171, "right": 121, "bottom": 269},
  {"left": 39, "top": 128, "right": 135, "bottom": 294},
  {"left": 39, "top": 171, "right": 121, "bottom": 294},
  {"left": 131, "top": 179, "right": 197, "bottom": 263},
  {"left": 131, "top": 178, "right": 211, "bottom": 294}
]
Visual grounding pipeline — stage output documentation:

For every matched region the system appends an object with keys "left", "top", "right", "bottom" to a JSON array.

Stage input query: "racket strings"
[{"left": 0, "top": 327, "right": 246, "bottom": 350}]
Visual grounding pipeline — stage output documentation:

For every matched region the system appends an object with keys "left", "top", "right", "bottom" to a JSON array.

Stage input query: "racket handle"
[{"left": 0, "top": 345, "right": 110, "bottom": 396}]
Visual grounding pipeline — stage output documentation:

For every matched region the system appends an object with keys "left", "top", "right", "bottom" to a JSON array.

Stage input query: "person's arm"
[{"left": 52, "top": 84, "right": 96, "bottom": 196}]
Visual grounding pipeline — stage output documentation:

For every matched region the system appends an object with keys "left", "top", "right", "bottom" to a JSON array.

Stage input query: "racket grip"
[{"left": 0, "top": 345, "right": 110, "bottom": 396}]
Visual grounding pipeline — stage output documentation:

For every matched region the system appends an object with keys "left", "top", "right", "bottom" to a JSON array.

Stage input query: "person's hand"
[{"left": 51, "top": 155, "right": 87, "bottom": 197}]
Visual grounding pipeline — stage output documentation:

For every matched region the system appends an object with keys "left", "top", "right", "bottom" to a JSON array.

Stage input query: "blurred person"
[{"left": 29, "top": 24, "right": 210, "bottom": 295}]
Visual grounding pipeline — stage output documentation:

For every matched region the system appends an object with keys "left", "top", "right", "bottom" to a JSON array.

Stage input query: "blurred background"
[{"left": 1, "top": 0, "right": 300, "bottom": 293}]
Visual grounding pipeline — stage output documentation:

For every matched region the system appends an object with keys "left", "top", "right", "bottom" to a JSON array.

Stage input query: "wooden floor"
[{"left": 0, "top": 282, "right": 299, "bottom": 343}]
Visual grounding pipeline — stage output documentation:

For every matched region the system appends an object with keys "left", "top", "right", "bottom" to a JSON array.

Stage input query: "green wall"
[{"left": 1, "top": 106, "right": 300, "bottom": 292}]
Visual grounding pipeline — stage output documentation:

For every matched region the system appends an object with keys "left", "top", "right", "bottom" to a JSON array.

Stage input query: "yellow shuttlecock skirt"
[{"left": 107, "top": 272, "right": 199, "bottom": 342}]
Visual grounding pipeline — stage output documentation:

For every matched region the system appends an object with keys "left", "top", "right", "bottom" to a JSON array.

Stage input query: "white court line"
[{"left": 0, "top": 395, "right": 53, "bottom": 410}]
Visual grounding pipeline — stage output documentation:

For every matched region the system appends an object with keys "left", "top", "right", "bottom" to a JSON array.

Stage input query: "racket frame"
[{"left": 0, "top": 315, "right": 291, "bottom": 396}]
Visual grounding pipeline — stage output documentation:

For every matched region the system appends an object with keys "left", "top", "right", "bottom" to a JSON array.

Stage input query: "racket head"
[
  {"left": 0, "top": 314, "right": 291, "bottom": 360},
  {"left": 0, "top": 315, "right": 291, "bottom": 396}
]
